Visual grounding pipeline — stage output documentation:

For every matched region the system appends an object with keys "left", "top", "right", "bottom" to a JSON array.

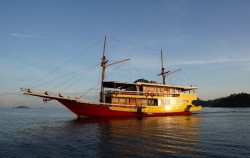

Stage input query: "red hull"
[{"left": 57, "top": 99, "right": 192, "bottom": 117}]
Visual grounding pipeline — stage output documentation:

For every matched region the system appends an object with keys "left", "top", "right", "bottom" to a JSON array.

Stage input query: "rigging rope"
[
  {"left": 129, "top": 60, "right": 145, "bottom": 80},
  {"left": 49, "top": 63, "right": 100, "bottom": 91},
  {"left": 60, "top": 64, "right": 100, "bottom": 92},
  {"left": 80, "top": 84, "right": 99, "bottom": 100},
  {"left": 109, "top": 37, "right": 160, "bottom": 52},
  {"left": 105, "top": 62, "right": 127, "bottom": 80},
  {"left": 32, "top": 63, "right": 98, "bottom": 89},
  {"left": 29, "top": 38, "right": 102, "bottom": 88},
  {"left": 181, "top": 69, "right": 197, "bottom": 86}
]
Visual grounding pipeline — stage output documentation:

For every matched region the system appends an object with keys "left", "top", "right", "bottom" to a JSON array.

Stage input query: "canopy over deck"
[{"left": 103, "top": 81, "right": 197, "bottom": 91}]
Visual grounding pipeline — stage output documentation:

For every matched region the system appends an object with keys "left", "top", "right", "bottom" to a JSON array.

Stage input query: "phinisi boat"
[{"left": 20, "top": 36, "right": 202, "bottom": 117}]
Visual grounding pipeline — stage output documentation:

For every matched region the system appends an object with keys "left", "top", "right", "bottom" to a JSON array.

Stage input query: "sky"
[{"left": 1, "top": 0, "right": 250, "bottom": 107}]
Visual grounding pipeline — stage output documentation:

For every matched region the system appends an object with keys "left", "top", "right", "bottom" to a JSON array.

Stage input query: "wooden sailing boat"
[{"left": 20, "top": 36, "right": 202, "bottom": 117}]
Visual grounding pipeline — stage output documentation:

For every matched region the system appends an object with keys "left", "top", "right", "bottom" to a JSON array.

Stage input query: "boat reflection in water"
[{"left": 68, "top": 115, "right": 202, "bottom": 157}]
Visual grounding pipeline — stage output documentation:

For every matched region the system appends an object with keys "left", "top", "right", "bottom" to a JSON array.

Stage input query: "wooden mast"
[
  {"left": 100, "top": 35, "right": 108, "bottom": 103},
  {"left": 158, "top": 50, "right": 181, "bottom": 84},
  {"left": 160, "top": 50, "right": 166, "bottom": 84},
  {"left": 158, "top": 50, "right": 169, "bottom": 85},
  {"left": 99, "top": 35, "right": 130, "bottom": 103}
]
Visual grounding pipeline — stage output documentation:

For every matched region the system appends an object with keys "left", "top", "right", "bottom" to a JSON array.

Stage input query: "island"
[
  {"left": 198, "top": 93, "right": 250, "bottom": 107},
  {"left": 13, "top": 106, "right": 30, "bottom": 109}
]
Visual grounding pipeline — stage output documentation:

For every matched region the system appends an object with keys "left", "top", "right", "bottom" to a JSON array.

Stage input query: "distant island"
[
  {"left": 13, "top": 106, "right": 30, "bottom": 109},
  {"left": 198, "top": 93, "right": 250, "bottom": 107}
]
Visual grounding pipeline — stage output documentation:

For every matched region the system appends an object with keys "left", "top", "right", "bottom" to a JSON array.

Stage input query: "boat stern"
[{"left": 190, "top": 105, "right": 202, "bottom": 112}]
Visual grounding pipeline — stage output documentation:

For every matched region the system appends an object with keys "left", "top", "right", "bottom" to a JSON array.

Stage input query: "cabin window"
[
  {"left": 127, "top": 86, "right": 136, "bottom": 91},
  {"left": 169, "top": 89, "right": 175, "bottom": 94},
  {"left": 139, "top": 86, "right": 143, "bottom": 92},
  {"left": 143, "top": 86, "right": 158, "bottom": 92},
  {"left": 176, "top": 89, "right": 181, "bottom": 93},
  {"left": 120, "top": 98, "right": 126, "bottom": 103},
  {"left": 163, "top": 98, "right": 183, "bottom": 105},
  {"left": 157, "top": 87, "right": 161, "bottom": 92},
  {"left": 148, "top": 99, "right": 157, "bottom": 106},
  {"left": 165, "top": 99, "right": 170, "bottom": 106},
  {"left": 137, "top": 99, "right": 147, "bottom": 105},
  {"left": 158, "top": 99, "right": 161, "bottom": 106},
  {"left": 112, "top": 98, "right": 118, "bottom": 103},
  {"left": 106, "top": 97, "right": 111, "bottom": 103},
  {"left": 130, "top": 99, "right": 135, "bottom": 104},
  {"left": 141, "top": 99, "right": 148, "bottom": 104},
  {"left": 150, "top": 87, "right": 156, "bottom": 91}
]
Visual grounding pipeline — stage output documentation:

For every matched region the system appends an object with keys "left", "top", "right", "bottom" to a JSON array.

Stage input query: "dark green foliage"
[
  {"left": 134, "top": 79, "right": 150, "bottom": 83},
  {"left": 198, "top": 93, "right": 250, "bottom": 107}
]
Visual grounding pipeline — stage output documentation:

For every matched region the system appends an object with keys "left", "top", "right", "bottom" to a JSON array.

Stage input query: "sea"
[{"left": 0, "top": 107, "right": 250, "bottom": 158}]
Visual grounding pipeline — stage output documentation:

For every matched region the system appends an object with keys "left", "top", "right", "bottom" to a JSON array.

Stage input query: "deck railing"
[{"left": 104, "top": 90, "right": 183, "bottom": 97}]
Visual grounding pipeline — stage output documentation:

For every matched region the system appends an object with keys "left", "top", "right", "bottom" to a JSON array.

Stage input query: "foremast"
[{"left": 99, "top": 35, "right": 130, "bottom": 103}]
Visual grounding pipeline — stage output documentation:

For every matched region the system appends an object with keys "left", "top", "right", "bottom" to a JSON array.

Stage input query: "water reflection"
[
  {"left": 2, "top": 108, "right": 249, "bottom": 157},
  {"left": 66, "top": 115, "right": 202, "bottom": 157}
]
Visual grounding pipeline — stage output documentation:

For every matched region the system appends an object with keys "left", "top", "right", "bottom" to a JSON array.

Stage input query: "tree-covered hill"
[{"left": 198, "top": 93, "right": 250, "bottom": 107}]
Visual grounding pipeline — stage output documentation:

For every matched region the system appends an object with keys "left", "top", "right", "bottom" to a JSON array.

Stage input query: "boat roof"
[{"left": 103, "top": 81, "right": 197, "bottom": 91}]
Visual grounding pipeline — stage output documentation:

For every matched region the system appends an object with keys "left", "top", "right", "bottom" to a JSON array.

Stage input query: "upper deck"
[
  {"left": 103, "top": 80, "right": 197, "bottom": 98},
  {"left": 103, "top": 80, "right": 197, "bottom": 91}
]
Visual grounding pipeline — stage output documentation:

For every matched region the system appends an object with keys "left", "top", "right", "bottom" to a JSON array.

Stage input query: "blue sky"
[{"left": 1, "top": 0, "right": 250, "bottom": 107}]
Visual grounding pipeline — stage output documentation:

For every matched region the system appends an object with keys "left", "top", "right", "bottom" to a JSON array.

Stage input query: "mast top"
[
  {"left": 158, "top": 50, "right": 169, "bottom": 84},
  {"left": 99, "top": 35, "right": 130, "bottom": 103},
  {"left": 158, "top": 50, "right": 181, "bottom": 85}
]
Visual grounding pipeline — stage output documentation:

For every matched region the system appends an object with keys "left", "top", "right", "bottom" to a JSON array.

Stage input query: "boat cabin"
[{"left": 102, "top": 79, "right": 197, "bottom": 107}]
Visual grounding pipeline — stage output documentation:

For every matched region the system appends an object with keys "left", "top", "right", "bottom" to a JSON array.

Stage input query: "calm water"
[{"left": 0, "top": 107, "right": 250, "bottom": 158}]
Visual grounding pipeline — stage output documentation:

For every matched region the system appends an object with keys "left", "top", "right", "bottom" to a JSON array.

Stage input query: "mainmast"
[
  {"left": 158, "top": 50, "right": 169, "bottom": 84},
  {"left": 158, "top": 50, "right": 181, "bottom": 84},
  {"left": 100, "top": 35, "right": 108, "bottom": 103},
  {"left": 99, "top": 35, "right": 130, "bottom": 103}
]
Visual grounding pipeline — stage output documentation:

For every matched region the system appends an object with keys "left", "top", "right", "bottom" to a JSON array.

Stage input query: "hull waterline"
[{"left": 57, "top": 99, "right": 192, "bottom": 117}]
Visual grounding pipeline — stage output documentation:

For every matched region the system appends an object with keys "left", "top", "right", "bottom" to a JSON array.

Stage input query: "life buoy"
[
  {"left": 150, "top": 93, "right": 154, "bottom": 97},
  {"left": 114, "top": 90, "right": 119, "bottom": 96}
]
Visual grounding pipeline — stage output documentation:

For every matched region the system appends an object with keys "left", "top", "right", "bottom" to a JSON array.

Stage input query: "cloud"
[
  {"left": 9, "top": 33, "right": 46, "bottom": 39},
  {"left": 171, "top": 58, "right": 250, "bottom": 66}
]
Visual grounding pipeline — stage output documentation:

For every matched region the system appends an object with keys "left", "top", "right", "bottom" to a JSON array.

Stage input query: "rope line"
[
  {"left": 181, "top": 70, "right": 197, "bottom": 86},
  {"left": 60, "top": 64, "right": 100, "bottom": 92},
  {"left": 29, "top": 38, "right": 102, "bottom": 88},
  {"left": 32, "top": 63, "right": 98, "bottom": 89},
  {"left": 49, "top": 63, "right": 100, "bottom": 91},
  {"left": 109, "top": 37, "right": 160, "bottom": 52}
]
